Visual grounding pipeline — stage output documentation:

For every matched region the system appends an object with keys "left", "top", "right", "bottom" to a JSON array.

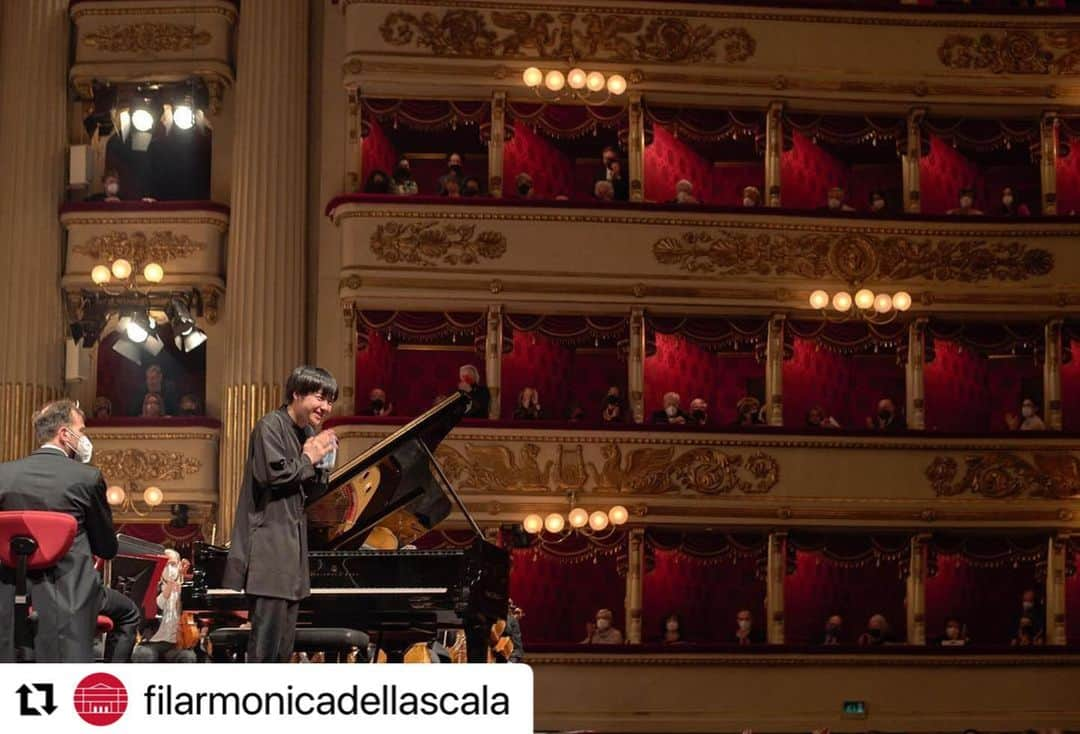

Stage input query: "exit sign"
[{"left": 842, "top": 701, "right": 867, "bottom": 718}]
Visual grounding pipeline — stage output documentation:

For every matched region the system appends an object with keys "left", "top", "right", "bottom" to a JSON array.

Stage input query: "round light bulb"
[
  {"left": 91, "top": 265, "right": 112, "bottom": 285},
  {"left": 125, "top": 318, "right": 149, "bottom": 344},
  {"left": 544, "top": 513, "right": 565, "bottom": 534},
  {"left": 892, "top": 291, "right": 912, "bottom": 312},
  {"left": 854, "top": 288, "right": 875, "bottom": 310},
  {"left": 586, "top": 71, "right": 606, "bottom": 92},
  {"left": 522, "top": 67, "right": 543, "bottom": 87},
  {"left": 832, "top": 291, "right": 853, "bottom": 312},
  {"left": 874, "top": 293, "right": 893, "bottom": 313},
  {"left": 588, "top": 510, "right": 610, "bottom": 532},
  {"left": 522, "top": 513, "right": 543, "bottom": 534},
  {"left": 608, "top": 505, "right": 629, "bottom": 526},
  {"left": 567, "top": 68, "right": 587, "bottom": 89},
  {"left": 173, "top": 104, "right": 194, "bottom": 130},
  {"left": 131, "top": 108, "right": 155, "bottom": 132},
  {"left": 809, "top": 289, "right": 829, "bottom": 310},
  {"left": 544, "top": 70, "right": 565, "bottom": 91},
  {"left": 106, "top": 486, "right": 126, "bottom": 506},
  {"left": 143, "top": 486, "right": 164, "bottom": 507},
  {"left": 568, "top": 507, "right": 589, "bottom": 528},
  {"left": 110, "top": 258, "right": 132, "bottom": 280},
  {"left": 606, "top": 74, "right": 627, "bottom": 95},
  {"left": 143, "top": 262, "right": 164, "bottom": 283}
]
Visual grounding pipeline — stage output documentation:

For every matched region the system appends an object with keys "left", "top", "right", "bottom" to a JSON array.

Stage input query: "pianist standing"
[{"left": 223, "top": 366, "right": 338, "bottom": 662}]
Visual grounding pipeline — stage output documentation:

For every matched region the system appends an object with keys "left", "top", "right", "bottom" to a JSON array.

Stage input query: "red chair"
[{"left": 0, "top": 511, "right": 77, "bottom": 659}]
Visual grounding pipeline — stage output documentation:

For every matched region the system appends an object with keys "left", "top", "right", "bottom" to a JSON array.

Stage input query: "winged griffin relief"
[
  {"left": 435, "top": 443, "right": 553, "bottom": 492},
  {"left": 587, "top": 443, "right": 675, "bottom": 493},
  {"left": 926, "top": 452, "right": 1080, "bottom": 499}
]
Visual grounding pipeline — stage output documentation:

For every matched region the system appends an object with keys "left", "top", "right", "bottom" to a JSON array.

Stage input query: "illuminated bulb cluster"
[
  {"left": 522, "top": 67, "right": 628, "bottom": 97},
  {"left": 106, "top": 485, "right": 165, "bottom": 508},
  {"left": 522, "top": 504, "right": 629, "bottom": 535},
  {"left": 809, "top": 288, "right": 912, "bottom": 314},
  {"left": 90, "top": 258, "right": 165, "bottom": 286}
]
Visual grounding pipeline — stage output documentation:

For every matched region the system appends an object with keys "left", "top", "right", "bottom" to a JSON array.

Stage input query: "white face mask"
[
  {"left": 827, "top": 198, "right": 842, "bottom": 209},
  {"left": 1003, "top": 195, "right": 1014, "bottom": 206},
  {"left": 960, "top": 196, "right": 973, "bottom": 208},
  {"left": 1021, "top": 405, "right": 1034, "bottom": 418},
  {"left": 665, "top": 404, "right": 679, "bottom": 417},
  {"left": 742, "top": 197, "right": 755, "bottom": 207},
  {"left": 105, "top": 183, "right": 119, "bottom": 196},
  {"left": 666, "top": 621, "right": 679, "bottom": 632},
  {"left": 595, "top": 619, "right": 610, "bottom": 631},
  {"left": 872, "top": 199, "right": 885, "bottom": 210},
  {"left": 65, "top": 429, "right": 93, "bottom": 464},
  {"left": 738, "top": 619, "right": 751, "bottom": 631}
]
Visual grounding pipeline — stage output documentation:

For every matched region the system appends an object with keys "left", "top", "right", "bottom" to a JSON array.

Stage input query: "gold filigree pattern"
[
  {"left": 436, "top": 443, "right": 553, "bottom": 491},
  {"left": 93, "top": 449, "right": 202, "bottom": 482},
  {"left": 668, "top": 448, "right": 779, "bottom": 495},
  {"left": 370, "top": 222, "right": 507, "bottom": 266},
  {"left": 938, "top": 30, "right": 1080, "bottom": 75},
  {"left": 74, "top": 231, "right": 205, "bottom": 269},
  {"left": 587, "top": 443, "right": 675, "bottom": 493},
  {"left": 652, "top": 231, "right": 1053, "bottom": 282},
  {"left": 82, "top": 23, "right": 212, "bottom": 54},
  {"left": 926, "top": 453, "right": 1080, "bottom": 499},
  {"left": 378, "top": 9, "right": 754, "bottom": 63}
]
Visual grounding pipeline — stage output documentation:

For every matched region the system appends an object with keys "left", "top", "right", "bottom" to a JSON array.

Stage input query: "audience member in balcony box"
[
  {"left": 361, "top": 387, "right": 393, "bottom": 417},
  {"left": 131, "top": 363, "right": 178, "bottom": 416},
  {"left": 662, "top": 614, "right": 685, "bottom": 645},
  {"left": 391, "top": 157, "right": 418, "bottom": 196},
  {"left": 821, "top": 186, "right": 856, "bottom": 213},
  {"left": 1011, "top": 615, "right": 1044, "bottom": 647},
  {"left": 141, "top": 392, "right": 166, "bottom": 418},
  {"left": 177, "top": 394, "right": 201, "bottom": 417},
  {"left": 935, "top": 617, "right": 969, "bottom": 647},
  {"left": 734, "top": 396, "right": 764, "bottom": 427},
  {"left": 513, "top": 387, "right": 542, "bottom": 420},
  {"left": 868, "top": 190, "right": 890, "bottom": 216},
  {"left": 92, "top": 396, "right": 112, "bottom": 420},
  {"left": 733, "top": 609, "right": 763, "bottom": 645},
  {"left": 594, "top": 179, "right": 615, "bottom": 202},
  {"left": 567, "top": 401, "right": 586, "bottom": 423},
  {"left": 607, "top": 159, "right": 629, "bottom": 201},
  {"left": 363, "top": 170, "right": 391, "bottom": 194},
  {"left": 444, "top": 178, "right": 462, "bottom": 198},
  {"left": 946, "top": 187, "right": 983, "bottom": 216},
  {"left": 514, "top": 173, "right": 534, "bottom": 200},
  {"left": 438, "top": 152, "right": 464, "bottom": 195},
  {"left": 458, "top": 364, "right": 490, "bottom": 418},
  {"left": 806, "top": 405, "right": 841, "bottom": 429},
  {"left": 742, "top": 185, "right": 762, "bottom": 208},
  {"left": 601, "top": 387, "right": 626, "bottom": 424},
  {"left": 462, "top": 177, "right": 483, "bottom": 197},
  {"left": 996, "top": 186, "right": 1030, "bottom": 217},
  {"left": 599, "top": 146, "right": 619, "bottom": 181},
  {"left": 1005, "top": 397, "right": 1046, "bottom": 431},
  {"left": 651, "top": 392, "right": 689, "bottom": 425},
  {"left": 865, "top": 397, "right": 905, "bottom": 432},
  {"left": 85, "top": 170, "right": 123, "bottom": 202},
  {"left": 581, "top": 608, "right": 623, "bottom": 645},
  {"left": 689, "top": 397, "right": 709, "bottom": 427},
  {"left": 821, "top": 614, "right": 844, "bottom": 645},
  {"left": 857, "top": 614, "right": 893, "bottom": 646},
  {"left": 669, "top": 179, "right": 699, "bottom": 205},
  {"left": 1015, "top": 588, "right": 1046, "bottom": 639}
]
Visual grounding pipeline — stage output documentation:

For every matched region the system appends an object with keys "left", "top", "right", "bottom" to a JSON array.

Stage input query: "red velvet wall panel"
[
  {"left": 644, "top": 126, "right": 714, "bottom": 204},
  {"left": 572, "top": 351, "right": 627, "bottom": 421},
  {"left": 982, "top": 163, "right": 1040, "bottom": 214},
  {"left": 848, "top": 163, "right": 903, "bottom": 213},
  {"left": 387, "top": 347, "right": 482, "bottom": 417},
  {"left": 1068, "top": 551, "right": 1080, "bottom": 644},
  {"left": 354, "top": 328, "right": 395, "bottom": 413},
  {"left": 1062, "top": 342, "right": 1080, "bottom": 433},
  {"left": 712, "top": 163, "right": 765, "bottom": 207},
  {"left": 924, "top": 341, "right": 991, "bottom": 433},
  {"left": 504, "top": 121, "right": 575, "bottom": 199},
  {"left": 502, "top": 331, "right": 574, "bottom": 419},
  {"left": 848, "top": 356, "right": 906, "bottom": 428},
  {"left": 509, "top": 549, "right": 626, "bottom": 644},
  {"left": 987, "top": 356, "right": 1043, "bottom": 431},
  {"left": 641, "top": 551, "right": 765, "bottom": 644},
  {"left": 925, "top": 555, "right": 1039, "bottom": 644},
  {"left": 96, "top": 326, "right": 206, "bottom": 416},
  {"left": 782, "top": 340, "right": 902, "bottom": 429},
  {"left": 361, "top": 118, "right": 398, "bottom": 182},
  {"left": 408, "top": 156, "right": 487, "bottom": 196},
  {"left": 1056, "top": 139, "right": 1080, "bottom": 216},
  {"left": 780, "top": 132, "right": 848, "bottom": 210},
  {"left": 919, "top": 135, "right": 980, "bottom": 215},
  {"left": 644, "top": 334, "right": 762, "bottom": 426},
  {"left": 783, "top": 550, "right": 908, "bottom": 645}
]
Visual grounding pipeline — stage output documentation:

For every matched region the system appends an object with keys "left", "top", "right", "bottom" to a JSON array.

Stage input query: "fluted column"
[
  {"left": 903, "top": 109, "right": 925, "bottom": 214},
  {"left": 1045, "top": 534, "right": 1067, "bottom": 646},
  {"left": 487, "top": 92, "right": 506, "bottom": 198},
  {"left": 764, "top": 102, "right": 783, "bottom": 207},
  {"left": 219, "top": 0, "right": 310, "bottom": 542},
  {"left": 906, "top": 534, "right": 929, "bottom": 644},
  {"left": 628, "top": 308, "right": 646, "bottom": 424},
  {"left": 627, "top": 93, "right": 645, "bottom": 203},
  {"left": 345, "top": 88, "right": 361, "bottom": 193},
  {"left": 906, "top": 317, "right": 928, "bottom": 430},
  {"left": 765, "top": 314, "right": 785, "bottom": 426},
  {"left": 1044, "top": 319, "right": 1063, "bottom": 431},
  {"left": 485, "top": 305, "right": 503, "bottom": 419},
  {"left": 624, "top": 527, "right": 644, "bottom": 644},
  {"left": 0, "top": 1, "right": 68, "bottom": 460},
  {"left": 765, "top": 531, "right": 786, "bottom": 643},
  {"left": 1041, "top": 113, "right": 1059, "bottom": 216}
]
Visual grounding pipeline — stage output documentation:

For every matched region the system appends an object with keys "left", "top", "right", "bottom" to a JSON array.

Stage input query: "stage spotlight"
[
  {"left": 173, "top": 104, "right": 195, "bottom": 130},
  {"left": 131, "top": 106, "right": 155, "bottom": 132},
  {"left": 112, "top": 335, "right": 143, "bottom": 365},
  {"left": 125, "top": 310, "right": 151, "bottom": 343},
  {"left": 167, "top": 297, "right": 207, "bottom": 352},
  {"left": 143, "top": 319, "right": 165, "bottom": 356}
]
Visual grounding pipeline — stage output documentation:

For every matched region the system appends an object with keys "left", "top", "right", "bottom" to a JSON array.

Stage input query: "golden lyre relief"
[{"left": 926, "top": 452, "right": 1080, "bottom": 499}]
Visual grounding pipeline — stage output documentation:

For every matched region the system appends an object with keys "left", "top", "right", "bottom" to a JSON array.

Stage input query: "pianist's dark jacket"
[{"left": 224, "top": 408, "right": 323, "bottom": 601}]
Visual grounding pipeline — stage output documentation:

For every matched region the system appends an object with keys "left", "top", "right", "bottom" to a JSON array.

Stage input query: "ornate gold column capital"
[{"left": 488, "top": 91, "right": 506, "bottom": 199}]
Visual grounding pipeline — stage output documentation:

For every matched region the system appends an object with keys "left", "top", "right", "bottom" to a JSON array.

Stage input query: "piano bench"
[{"left": 209, "top": 627, "right": 370, "bottom": 663}]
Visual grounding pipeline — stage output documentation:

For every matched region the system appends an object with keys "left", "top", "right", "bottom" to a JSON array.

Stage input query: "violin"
[{"left": 175, "top": 612, "right": 200, "bottom": 650}]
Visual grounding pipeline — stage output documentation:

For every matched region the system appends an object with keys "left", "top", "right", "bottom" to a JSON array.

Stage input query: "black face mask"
[
  {"left": 692, "top": 409, "right": 706, "bottom": 421},
  {"left": 826, "top": 624, "right": 840, "bottom": 635},
  {"left": 370, "top": 399, "right": 384, "bottom": 412},
  {"left": 1020, "top": 624, "right": 1033, "bottom": 634},
  {"left": 464, "top": 187, "right": 479, "bottom": 197},
  {"left": 394, "top": 166, "right": 410, "bottom": 180},
  {"left": 517, "top": 183, "right": 532, "bottom": 196},
  {"left": 868, "top": 628, "right": 882, "bottom": 639},
  {"left": 606, "top": 395, "right": 620, "bottom": 406},
  {"left": 878, "top": 410, "right": 892, "bottom": 422},
  {"left": 449, "top": 164, "right": 462, "bottom": 175}
]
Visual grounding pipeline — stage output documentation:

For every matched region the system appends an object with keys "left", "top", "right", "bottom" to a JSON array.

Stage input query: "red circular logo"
[{"left": 73, "top": 673, "right": 128, "bottom": 726}]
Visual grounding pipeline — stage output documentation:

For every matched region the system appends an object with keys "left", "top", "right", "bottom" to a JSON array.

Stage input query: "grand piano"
[{"left": 184, "top": 392, "right": 511, "bottom": 662}]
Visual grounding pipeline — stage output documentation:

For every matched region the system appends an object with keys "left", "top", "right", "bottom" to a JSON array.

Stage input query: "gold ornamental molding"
[
  {"left": 652, "top": 231, "right": 1054, "bottom": 283},
  {"left": 525, "top": 652, "right": 1080, "bottom": 667},
  {"left": 82, "top": 23, "right": 212, "bottom": 54},
  {"left": 73, "top": 231, "right": 206, "bottom": 268},
  {"left": 93, "top": 448, "right": 203, "bottom": 482},
  {"left": 378, "top": 9, "right": 754, "bottom": 63},
  {"left": 939, "top": 30, "right": 1080, "bottom": 76},
  {"left": 926, "top": 453, "right": 1080, "bottom": 500},
  {"left": 371, "top": 221, "right": 507, "bottom": 266}
]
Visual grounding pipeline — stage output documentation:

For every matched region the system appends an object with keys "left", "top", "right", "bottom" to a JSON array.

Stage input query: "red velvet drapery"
[
  {"left": 504, "top": 121, "right": 575, "bottom": 199},
  {"left": 925, "top": 554, "right": 1042, "bottom": 644},
  {"left": 645, "top": 125, "right": 714, "bottom": 204},
  {"left": 1057, "top": 136, "right": 1080, "bottom": 216},
  {"left": 781, "top": 132, "right": 849, "bottom": 210}
]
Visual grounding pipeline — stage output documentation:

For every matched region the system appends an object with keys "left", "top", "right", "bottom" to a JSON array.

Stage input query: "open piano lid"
[{"left": 305, "top": 391, "right": 472, "bottom": 551}]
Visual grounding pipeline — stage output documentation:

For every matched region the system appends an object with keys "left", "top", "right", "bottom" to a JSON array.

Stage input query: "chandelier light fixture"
[
  {"left": 522, "top": 491, "right": 629, "bottom": 538},
  {"left": 105, "top": 484, "right": 166, "bottom": 517},
  {"left": 522, "top": 62, "right": 629, "bottom": 103},
  {"left": 809, "top": 286, "right": 912, "bottom": 324}
]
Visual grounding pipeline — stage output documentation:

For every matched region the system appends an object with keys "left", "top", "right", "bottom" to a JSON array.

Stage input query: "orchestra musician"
[
  {"left": 0, "top": 399, "right": 118, "bottom": 662},
  {"left": 223, "top": 366, "right": 338, "bottom": 662},
  {"left": 132, "top": 549, "right": 196, "bottom": 662}
]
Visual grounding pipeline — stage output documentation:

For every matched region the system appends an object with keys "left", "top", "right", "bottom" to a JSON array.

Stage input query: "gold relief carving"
[
  {"left": 378, "top": 9, "right": 754, "bottom": 64},
  {"left": 653, "top": 231, "right": 1053, "bottom": 282},
  {"left": 82, "top": 23, "right": 212, "bottom": 54},
  {"left": 436, "top": 443, "right": 554, "bottom": 491},
  {"left": 74, "top": 231, "right": 205, "bottom": 269},
  {"left": 93, "top": 448, "right": 202, "bottom": 482},
  {"left": 340, "top": 274, "right": 363, "bottom": 291},
  {"left": 668, "top": 448, "right": 779, "bottom": 495},
  {"left": 555, "top": 445, "right": 588, "bottom": 491},
  {"left": 370, "top": 222, "right": 507, "bottom": 267},
  {"left": 588, "top": 444, "right": 675, "bottom": 493},
  {"left": 926, "top": 453, "right": 1080, "bottom": 499},
  {"left": 197, "top": 286, "right": 221, "bottom": 325},
  {"left": 939, "top": 30, "right": 1080, "bottom": 76}
]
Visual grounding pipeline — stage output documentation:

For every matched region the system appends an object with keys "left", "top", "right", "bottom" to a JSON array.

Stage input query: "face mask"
[
  {"left": 66, "top": 430, "right": 93, "bottom": 464},
  {"left": 868, "top": 628, "right": 882, "bottom": 639},
  {"left": 769, "top": 196, "right": 780, "bottom": 206},
  {"left": 665, "top": 405, "right": 678, "bottom": 417},
  {"left": 878, "top": 409, "right": 892, "bottom": 422},
  {"left": 743, "top": 197, "right": 756, "bottom": 207},
  {"left": 105, "top": 183, "right": 119, "bottom": 196},
  {"left": 1020, "top": 623, "right": 1033, "bottom": 633},
  {"left": 692, "top": 409, "right": 706, "bottom": 421},
  {"left": 517, "top": 183, "right": 531, "bottom": 196},
  {"left": 1021, "top": 405, "right": 1034, "bottom": 418},
  {"left": 960, "top": 196, "right": 973, "bottom": 208},
  {"left": 1022, "top": 601, "right": 1034, "bottom": 611},
  {"left": 738, "top": 620, "right": 751, "bottom": 631},
  {"left": 1003, "top": 195, "right": 1014, "bottom": 206},
  {"left": 828, "top": 198, "right": 842, "bottom": 209},
  {"left": 465, "top": 187, "right": 479, "bottom": 196},
  {"left": 449, "top": 164, "right": 462, "bottom": 175},
  {"left": 666, "top": 621, "right": 679, "bottom": 632},
  {"left": 872, "top": 199, "right": 885, "bottom": 210},
  {"left": 946, "top": 626, "right": 960, "bottom": 639},
  {"left": 395, "top": 166, "right": 410, "bottom": 179},
  {"left": 370, "top": 399, "right": 384, "bottom": 412},
  {"left": 595, "top": 619, "right": 610, "bottom": 631},
  {"left": 826, "top": 624, "right": 840, "bottom": 634},
  {"left": 606, "top": 395, "right": 620, "bottom": 406},
  {"left": 461, "top": 373, "right": 476, "bottom": 386}
]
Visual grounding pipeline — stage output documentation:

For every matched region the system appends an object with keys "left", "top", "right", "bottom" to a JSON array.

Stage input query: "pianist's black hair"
[{"left": 285, "top": 365, "right": 339, "bottom": 403}]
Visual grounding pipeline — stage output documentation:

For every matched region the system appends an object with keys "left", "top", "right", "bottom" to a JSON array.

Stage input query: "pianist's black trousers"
[
  {"left": 247, "top": 596, "right": 299, "bottom": 663},
  {"left": 100, "top": 587, "right": 141, "bottom": 663}
]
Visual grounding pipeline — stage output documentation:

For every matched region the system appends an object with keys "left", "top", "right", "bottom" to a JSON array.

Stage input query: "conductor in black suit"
[
  {"left": 0, "top": 399, "right": 118, "bottom": 662},
  {"left": 223, "top": 366, "right": 338, "bottom": 662}
]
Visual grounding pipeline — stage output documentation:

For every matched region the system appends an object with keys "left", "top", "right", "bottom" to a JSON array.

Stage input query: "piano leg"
[{"left": 464, "top": 620, "right": 489, "bottom": 664}]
